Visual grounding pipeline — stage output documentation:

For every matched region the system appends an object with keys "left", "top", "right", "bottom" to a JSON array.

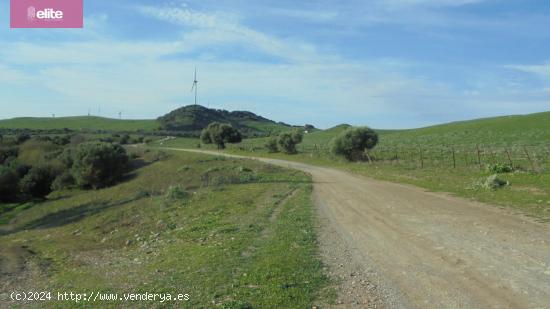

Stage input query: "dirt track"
[{"left": 172, "top": 149, "right": 550, "bottom": 308}]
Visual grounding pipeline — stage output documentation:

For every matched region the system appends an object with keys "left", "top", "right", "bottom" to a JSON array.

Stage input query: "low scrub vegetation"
[
  {"left": 486, "top": 163, "right": 514, "bottom": 174},
  {"left": 0, "top": 134, "right": 130, "bottom": 203},
  {"left": 1, "top": 151, "right": 331, "bottom": 307}
]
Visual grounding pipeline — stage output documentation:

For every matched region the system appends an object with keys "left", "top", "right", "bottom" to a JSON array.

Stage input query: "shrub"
[
  {"left": 8, "top": 160, "right": 31, "bottom": 179},
  {"left": 277, "top": 130, "right": 303, "bottom": 154},
  {"left": 471, "top": 174, "right": 510, "bottom": 190},
  {"left": 201, "top": 122, "right": 242, "bottom": 149},
  {"left": 0, "top": 166, "right": 19, "bottom": 202},
  {"left": 164, "top": 185, "right": 190, "bottom": 201},
  {"left": 71, "top": 142, "right": 129, "bottom": 189},
  {"left": 119, "top": 134, "right": 130, "bottom": 145},
  {"left": 19, "top": 166, "right": 55, "bottom": 198},
  {"left": 70, "top": 134, "right": 87, "bottom": 145},
  {"left": 0, "top": 146, "right": 18, "bottom": 164},
  {"left": 486, "top": 163, "right": 513, "bottom": 174},
  {"left": 483, "top": 174, "right": 509, "bottom": 189},
  {"left": 15, "top": 133, "right": 31, "bottom": 144},
  {"left": 57, "top": 147, "right": 75, "bottom": 169},
  {"left": 53, "top": 135, "right": 71, "bottom": 146},
  {"left": 265, "top": 138, "right": 279, "bottom": 153},
  {"left": 331, "top": 127, "right": 379, "bottom": 161},
  {"left": 51, "top": 171, "right": 75, "bottom": 191}
]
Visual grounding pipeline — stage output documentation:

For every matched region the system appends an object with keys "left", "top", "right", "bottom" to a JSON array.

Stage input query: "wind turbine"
[{"left": 190, "top": 67, "right": 198, "bottom": 105}]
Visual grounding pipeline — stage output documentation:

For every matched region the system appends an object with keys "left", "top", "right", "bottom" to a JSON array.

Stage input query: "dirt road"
[{"left": 171, "top": 149, "right": 550, "bottom": 308}]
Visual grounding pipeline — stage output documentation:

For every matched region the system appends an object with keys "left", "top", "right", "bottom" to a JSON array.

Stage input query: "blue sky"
[{"left": 1, "top": 0, "right": 550, "bottom": 129}]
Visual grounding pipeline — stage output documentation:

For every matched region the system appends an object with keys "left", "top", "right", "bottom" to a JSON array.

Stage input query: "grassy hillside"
[
  {"left": 295, "top": 111, "right": 550, "bottom": 149},
  {"left": 380, "top": 111, "right": 550, "bottom": 147},
  {"left": 158, "top": 105, "right": 291, "bottom": 136},
  {"left": 1, "top": 150, "right": 331, "bottom": 307},
  {"left": 157, "top": 111, "right": 550, "bottom": 221},
  {"left": 0, "top": 116, "right": 159, "bottom": 132}
]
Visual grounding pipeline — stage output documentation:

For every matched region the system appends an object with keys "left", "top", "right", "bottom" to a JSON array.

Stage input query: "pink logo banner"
[{"left": 10, "top": 0, "right": 83, "bottom": 28}]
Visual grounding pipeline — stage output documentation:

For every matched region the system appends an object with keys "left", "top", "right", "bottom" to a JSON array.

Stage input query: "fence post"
[
  {"left": 452, "top": 147, "right": 456, "bottom": 169},
  {"left": 476, "top": 145, "right": 482, "bottom": 170},
  {"left": 420, "top": 148, "right": 424, "bottom": 169},
  {"left": 505, "top": 149, "right": 514, "bottom": 168},
  {"left": 523, "top": 146, "right": 536, "bottom": 172}
]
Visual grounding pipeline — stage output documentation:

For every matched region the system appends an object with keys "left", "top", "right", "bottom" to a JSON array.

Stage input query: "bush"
[
  {"left": 119, "top": 134, "right": 130, "bottom": 145},
  {"left": 331, "top": 127, "right": 378, "bottom": 161},
  {"left": 19, "top": 166, "right": 55, "bottom": 198},
  {"left": 15, "top": 133, "right": 31, "bottom": 144},
  {"left": 0, "top": 166, "right": 19, "bottom": 202},
  {"left": 71, "top": 142, "right": 129, "bottom": 189},
  {"left": 265, "top": 138, "right": 279, "bottom": 153},
  {"left": 164, "top": 185, "right": 190, "bottom": 201},
  {"left": 57, "top": 147, "right": 75, "bottom": 169},
  {"left": 201, "top": 122, "right": 242, "bottom": 149},
  {"left": 277, "top": 130, "right": 303, "bottom": 154},
  {"left": 53, "top": 135, "right": 71, "bottom": 146},
  {"left": 471, "top": 174, "right": 510, "bottom": 190},
  {"left": 51, "top": 171, "right": 75, "bottom": 191},
  {"left": 0, "top": 146, "right": 18, "bottom": 164},
  {"left": 486, "top": 163, "right": 513, "bottom": 174}
]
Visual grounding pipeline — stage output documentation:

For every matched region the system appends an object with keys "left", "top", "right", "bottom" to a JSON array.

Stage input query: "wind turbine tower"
[{"left": 191, "top": 67, "right": 198, "bottom": 105}]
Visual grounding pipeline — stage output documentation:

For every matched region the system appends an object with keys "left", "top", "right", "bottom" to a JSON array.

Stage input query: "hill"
[
  {"left": 299, "top": 111, "right": 550, "bottom": 149},
  {"left": 0, "top": 116, "right": 159, "bottom": 132},
  {"left": 158, "top": 105, "right": 291, "bottom": 136},
  {"left": 0, "top": 106, "right": 294, "bottom": 136},
  {"left": 379, "top": 111, "right": 550, "bottom": 147}
]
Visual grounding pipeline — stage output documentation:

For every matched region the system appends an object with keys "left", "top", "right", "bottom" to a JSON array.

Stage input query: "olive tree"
[
  {"left": 200, "top": 122, "right": 242, "bottom": 149},
  {"left": 19, "top": 165, "right": 55, "bottom": 198},
  {"left": 277, "top": 130, "right": 303, "bottom": 154},
  {"left": 331, "top": 127, "right": 378, "bottom": 161},
  {"left": 71, "top": 142, "right": 129, "bottom": 189}
]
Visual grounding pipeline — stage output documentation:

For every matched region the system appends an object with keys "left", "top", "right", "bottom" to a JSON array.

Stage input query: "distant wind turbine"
[{"left": 190, "top": 67, "right": 198, "bottom": 105}]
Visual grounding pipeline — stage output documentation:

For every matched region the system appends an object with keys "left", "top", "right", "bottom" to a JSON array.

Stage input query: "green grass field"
[
  {"left": 1, "top": 150, "right": 332, "bottom": 308},
  {"left": 0, "top": 116, "right": 159, "bottom": 132},
  {"left": 156, "top": 111, "right": 550, "bottom": 222}
]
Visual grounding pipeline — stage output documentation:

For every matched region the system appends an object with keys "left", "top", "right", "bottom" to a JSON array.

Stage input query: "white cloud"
[
  {"left": 505, "top": 63, "right": 550, "bottom": 78},
  {"left": 267, "top": 8, "right": 338, "bottom": 22},
  {"left": 136, "top": 5, "right": 326, "bottom": 63},
  {"left": 379, "top": 0, "right": 484, "bottom": 8}
]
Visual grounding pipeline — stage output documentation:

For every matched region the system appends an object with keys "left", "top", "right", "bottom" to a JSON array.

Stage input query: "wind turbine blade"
[{"left": 191, "top": 83, "right": 195, "bottom": 92}]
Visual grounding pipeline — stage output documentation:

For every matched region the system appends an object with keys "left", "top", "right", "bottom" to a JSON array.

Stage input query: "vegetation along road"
[{"left": 170, "top": 148, "right": 550, "bottom": 309}]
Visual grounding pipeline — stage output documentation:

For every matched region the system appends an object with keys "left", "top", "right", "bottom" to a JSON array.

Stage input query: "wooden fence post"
[
  {"left": 505, "top": 149, "right": 514, "bottom": 168},
  {"left": 523, "top": 146, "right": 536, "bottom": 172},
  {"left": 420, "top": 148, "right": 424, "bottom": 169},
  {"left": 476, "top": 145, "right": 482, "bottom": 169},
  {"left": 452, "top": 147, "right": 456, "bottom": 169}
]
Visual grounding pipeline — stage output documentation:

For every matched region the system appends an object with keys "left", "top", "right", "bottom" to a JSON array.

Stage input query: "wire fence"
[
  {"left": 292, "top": 144, "right": 550, "bottom": 172},
  {"left": 231, "top": 142, "right": 549, "bottom": 172}
]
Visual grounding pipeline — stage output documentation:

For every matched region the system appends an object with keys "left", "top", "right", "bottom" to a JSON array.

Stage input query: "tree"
[
  {"left": 265, "top": 138, "right": 279, "bottom": 153},
  {"left": 200, "top": 122, "right": 242, "bottom": 149},
  {"left": 331, "top": 127, "right": 378, "bottom": 161},
  {"left": 19, "top": 166, "right": 55, "bottom": 198},
  {"left": 71, "top": 142, "right": 129, "bottom": 189},
  {"left": 0, "top": 166, "right": 19, "bottom": 202},
  {"left": 277, "top": 130, "right": 303, "bottom": 154}
]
